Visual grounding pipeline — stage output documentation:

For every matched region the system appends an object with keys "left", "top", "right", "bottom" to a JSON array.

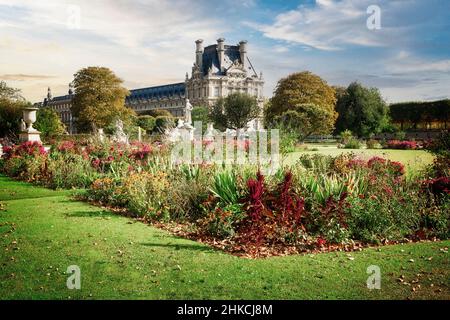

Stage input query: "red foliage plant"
[
  {"left": 129, "top": 143, "right": 152, "bottom": 161},
  {"left": 239, "top": 171, "right": 307, "bottom": 246}
]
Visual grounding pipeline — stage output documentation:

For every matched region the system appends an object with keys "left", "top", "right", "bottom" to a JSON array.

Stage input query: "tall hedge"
[{"left": 389, "top": 99, "right": 450, "bottom": 130}]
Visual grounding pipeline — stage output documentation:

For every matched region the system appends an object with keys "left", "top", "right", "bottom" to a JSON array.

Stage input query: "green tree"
[
  {"left": 141, "top": 109, "right": 173, "bottom": 118},
  {"left": 155, "top": 116, "right": 174, "bottom": 133},
  {"left": 266, "top": 71, "right": 337, "bottom": 134},
  {"left": 210, "top": 92, "right": 260, "bottom": 130},
  {"left": 0, "top": 81, "right": 24, "bottom": 101},
  {"left": 137, "top": 115, "right": 156, "bottom": 133},
  {"left": 335, "top": 82, "right": 389, "bottom": 137},
  {"left": 192, "top": 105, "right": 209, "bottom": 132},
  {"left": 0, "top": 81, "right": 29, "bottom": 138},
  {"left": 71, "top": 67, "right": 130, "bottom": 132},
  {"left": 34, "top": 107, "right": 66, "bottom": 140},
  {"left": 274, "top": 104, "right": 334, "bottom": 141}
]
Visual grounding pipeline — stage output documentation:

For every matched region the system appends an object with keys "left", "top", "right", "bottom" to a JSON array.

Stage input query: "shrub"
[
  {"left": 339, "top": 130, "right": 353, "bottom": 144},
  {"left": 121, "top": 172, "right": 171, "bottom": 220},
  {"left": 47, "top": 152, "right": 100, "bottom": 189},
  {"left": 296, "top": 153, "right": 333, "bottom": 173},
  {"left": 343, "top": 137, "right": 361, "bottom": 149},
  {"left": 310, "top": 194, "right": 350, "bottom": 244},
  {"left": 346, "top": 193, "right": 421, "bottom": 243},
  {"left": 85, "top": 177, "right": 124, "bottom": 205},
  {"left": 421, "top": 177, "right": 450, "bottom": 197},
  {"left": 386, "top": 140, "right": 418, "bottom": 150},
  {"left": 167, "top": 165, "right": 213, "bottom": 221},
  {"left": 366, "top": 139, "right": 382, "bottom": 149},
  {"left": 425, "top": 131, "right": 450, "bottom": 178}
]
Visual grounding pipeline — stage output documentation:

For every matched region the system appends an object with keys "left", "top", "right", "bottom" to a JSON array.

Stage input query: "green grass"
[
  {"left": 285, "top": 145, "right": 434, "bottom": 174},
  {"left": 0, "top": 175, "right": 448, "bottom": 300}
]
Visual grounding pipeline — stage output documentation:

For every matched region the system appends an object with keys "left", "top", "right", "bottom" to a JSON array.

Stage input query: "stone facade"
[
  {"left": 37, "top": 39, "right": 263, "bottom": 132},
  {"left": 41, "top": 87, "right": 75, "bottom": 133},
  {"left": 186, "top": 39, "right": 264, "bottom": 109},
  {"left": 125, "top": 82, "right": 186, "bottom": 117}
]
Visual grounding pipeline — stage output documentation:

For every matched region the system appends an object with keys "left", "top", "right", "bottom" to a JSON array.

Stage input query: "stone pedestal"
[{"left": 19, "top": 131, "right": 41, "bottom": 143}]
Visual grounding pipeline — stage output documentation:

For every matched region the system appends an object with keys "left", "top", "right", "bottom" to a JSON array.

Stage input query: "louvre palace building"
[{"left": 38, "top": 38, "right": 264, "bottom": 134}]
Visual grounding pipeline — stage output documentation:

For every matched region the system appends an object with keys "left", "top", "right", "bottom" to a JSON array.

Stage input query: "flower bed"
[{"left": 1, "top": 140, "right": 448, "bottom": 257}]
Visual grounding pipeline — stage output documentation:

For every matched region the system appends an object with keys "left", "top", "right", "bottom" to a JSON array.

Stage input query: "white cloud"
[
  {"left": 245, "top": 0, "right": 409, "bottom": 51},
  {"left": 387, "top": 55, "right": 450, "bottom": 74},
  {"left": 0, "top": 0, "right": 226, "bottom": 101}
]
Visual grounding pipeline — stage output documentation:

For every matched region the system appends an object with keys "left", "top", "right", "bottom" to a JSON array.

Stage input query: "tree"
[
  {"left": 0, "top": 81, "right": 24, "bottom": 101},
  {"left": 274, "top": 103, "right": 335, "bottom": 141},
  {"left": 266, "top": 71, "right": 337, "bottom": 135},
  {"left": 137, "top": 115, "right": 156, "bottom": 133},
  {"left": 155, "top": 116, "right": 174, "bottom": 133},
  {"left": 210, "top": 92, "right": 260, "bottom": 130},
  {"left": 0, "top": 81, "right": 29, "bottom": 138},
  {"left": 34, "top": 107, "right": 66, "bottom": 139},
  {"left": 71, "top": 67, "right": 130, "bottom": 132},
  {"left": 335, "top": 82, "right": 389, "bottom": 137},
  {"left": 192, "top": 105, "right": 209, "bottom": 132},
  {"left": 141, "top": 109, "right": 173, "bottom": 118}
]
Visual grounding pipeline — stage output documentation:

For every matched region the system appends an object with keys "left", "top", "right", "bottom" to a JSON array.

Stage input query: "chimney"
[
  {"left": 239, "top": 40, "right": 247, "bottom": 68},
  {"left": 195, "top": 39, "right": 203, "bottom": 70},
  {"left": 217, "top": 38, "right": 225, "bottom": 71}
]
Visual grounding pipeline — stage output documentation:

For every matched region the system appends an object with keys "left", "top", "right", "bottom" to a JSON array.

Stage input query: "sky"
[{"left": 0, "top": 0, "right": 449, "bottom": 103}]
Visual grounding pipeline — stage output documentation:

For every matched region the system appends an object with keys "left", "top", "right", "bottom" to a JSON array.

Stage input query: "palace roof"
[
  {"left": 126, "top": 82, "right": 186, "bottom": 101},
  {"left": 201, "top": 44, "right": 242, "bottom": 76}
]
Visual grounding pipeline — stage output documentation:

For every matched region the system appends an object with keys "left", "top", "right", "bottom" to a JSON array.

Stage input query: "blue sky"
[{"left": 1, "top": 0, "right": 449, "bottom": 103}]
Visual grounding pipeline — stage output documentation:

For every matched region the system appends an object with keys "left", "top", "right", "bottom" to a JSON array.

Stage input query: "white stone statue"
[
  {"left": 112, "top": 119, "right": 129, "bottom": 144},
  {"left": 204, "top": 123, "right": 216, "bottom": 141},
  {"left": 177, "top": 118, "right": 185, "bottom": 128},
  {"left": 97, "top": 128, "right": 105, "bottom": 143},
  {"left": 20, "top": 119, "right": 26, "bottom": 132},
  {"left": 166, "top": 126, "right": 181, "bottom": 143},
  {"left": 185, "top": 99, "right": 193, "bottom": 125}
]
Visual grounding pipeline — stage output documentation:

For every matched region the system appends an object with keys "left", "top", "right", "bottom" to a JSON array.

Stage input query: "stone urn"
[{"left": 19, "top": 107, "right": 41, "bottom": 143}]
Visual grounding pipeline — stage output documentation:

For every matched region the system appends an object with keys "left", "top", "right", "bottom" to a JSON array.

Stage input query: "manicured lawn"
[
  {"left": 0, "top": 175, "right": 448, "bottom": 300},
  {"left": 285, "top": 145, "right": 434, "bottom": 174}
]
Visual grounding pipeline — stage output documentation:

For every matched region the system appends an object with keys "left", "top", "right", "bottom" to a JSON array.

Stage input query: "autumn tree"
[
  {"left": 266, "top": 71, "right": 337, "bottom": 136},
  {"left": 71, "top": 67, "right": 132, "bottom": 132},
  {"left": 335, "top": 82, "right": 389, "bottom": 137},
  {"left": 210, "top": 92, "right": 260, "bottom": 130}
]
